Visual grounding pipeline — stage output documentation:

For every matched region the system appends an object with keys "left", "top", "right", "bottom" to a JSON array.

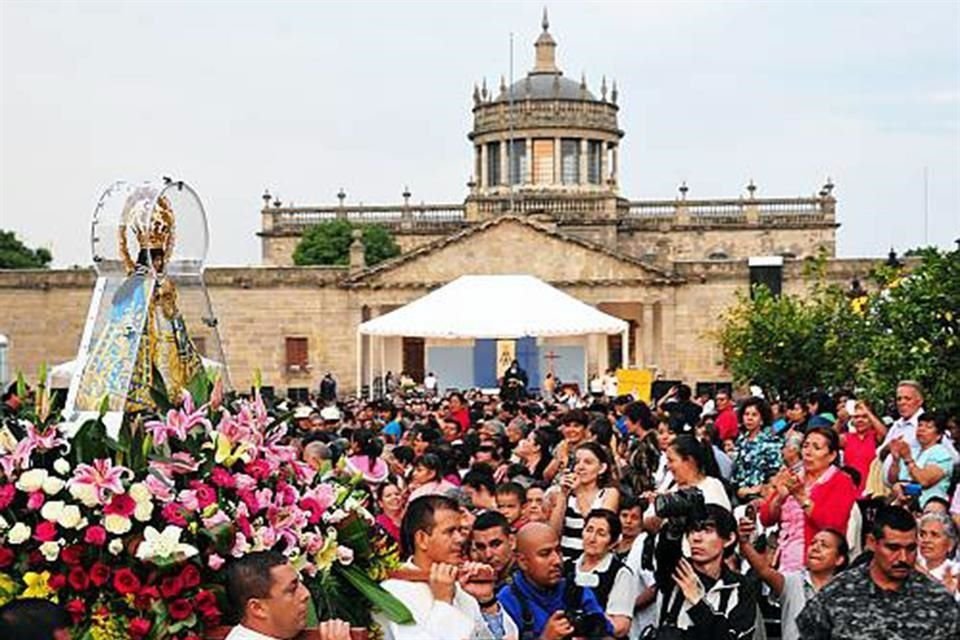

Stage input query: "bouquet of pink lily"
[{"left": 0, "top": 371, "right": 411, "bottom": 640}]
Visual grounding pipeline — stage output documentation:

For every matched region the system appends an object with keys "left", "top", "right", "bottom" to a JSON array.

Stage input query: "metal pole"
[
  {"left": 355, "top": 332, "right": 362, "bottom": 399},
  {"left": 509, "top": 32, "right": 515, "bottom": 212},
  {"left": 622, "top": 326, "right": 630, "bottom": 369}
]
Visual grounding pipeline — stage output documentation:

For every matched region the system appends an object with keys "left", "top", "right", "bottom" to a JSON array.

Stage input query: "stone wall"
[{"left": 616, "top": 224, "right": 837, "bottom": 262}]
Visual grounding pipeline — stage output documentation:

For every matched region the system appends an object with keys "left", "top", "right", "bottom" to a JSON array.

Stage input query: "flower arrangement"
[{"left": 0, "top": 372, "right": 411, "bottom": 639}]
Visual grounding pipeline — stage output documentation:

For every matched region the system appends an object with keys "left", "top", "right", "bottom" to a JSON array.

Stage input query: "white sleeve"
[
  {"left": 380, "top": 600, "right": 476, "bottom": 640},
  {"left": 606, "top": 567, "right": 639, "bottom": 618}
]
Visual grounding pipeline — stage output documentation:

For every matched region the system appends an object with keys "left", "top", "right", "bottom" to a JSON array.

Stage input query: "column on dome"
[
  {"left": 553, "top": 137, "right": 562, "bottom": 184},
  {"left": 611, "top": 144, "right": 619, "bottom": 185},
  {"left": 579, "top": 139, "right": 588, "bottom": 186},
  {"left": 480, "top": 144, "right": 489, "bottom": 188},
  {"left": 525, "top": 138, "right": 533, "bottom": 184},
  {"left": 500, "top": 136, "right": 509, "bottom": 191}
]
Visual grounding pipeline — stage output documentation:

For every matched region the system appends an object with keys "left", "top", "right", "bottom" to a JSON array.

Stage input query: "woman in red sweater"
[{"left": 759, "top": 426, "right": 858, "bottom": 572}]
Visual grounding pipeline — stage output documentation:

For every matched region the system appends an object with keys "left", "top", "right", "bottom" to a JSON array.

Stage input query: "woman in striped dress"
[{"left": 550, "top": 441, "right": 620, "bottom": 568}]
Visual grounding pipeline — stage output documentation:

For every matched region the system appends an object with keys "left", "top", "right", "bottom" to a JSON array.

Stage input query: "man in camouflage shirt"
[{"left": 797, "top": 505, "right": 960, "bottom": 639}]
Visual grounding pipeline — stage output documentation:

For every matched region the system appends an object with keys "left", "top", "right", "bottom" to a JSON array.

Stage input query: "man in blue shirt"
[{"left": 497, "top": 522, "right": 610, "bottom": 640}]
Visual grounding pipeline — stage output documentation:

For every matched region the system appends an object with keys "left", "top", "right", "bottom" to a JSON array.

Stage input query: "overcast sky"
[{"left": 1, "top": 1, "right": 958, "bottom": 267}]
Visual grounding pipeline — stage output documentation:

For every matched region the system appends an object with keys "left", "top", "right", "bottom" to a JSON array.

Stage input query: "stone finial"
[
  {"left": 679, "top": 181, "right": 689, "bottom": 200},
  {"left": 349, "top": 228, "right": 366, "bottom": 274},
  {"left": 533, "top": 7, "right": 559, "bottom": 73},
  {"left": 524, "top": 75, "right": 532, "bottom": 97},
  {"left": 481, "top": 77, "right": 488, "bottom": 101},
  {"left": 337, "top": 188, "right": 346, "bottom": 206},
  {"left": 747, "top": 179, "right": 757, "bottom": 199},
  {"left": 499, "top": 74, "right": 507, "bottom": 96},
  {"left": 580, "top": 72, "right": 587, "bottom": 99},
  {"left": 601, "top": 75, "right": 608, "bottom": 101},
  {"left": 272, "top": 196, "right": 282, "bottom": 208},
  {"left": 552, "top": 74, "right": 560, "bottom": 97},
  {"left": 611, "top": 80, "right": 618, "bottom": 104},
  {"left": 473, "top": 83, "right": 481, "bottom": 105},
  {"left": 262, "top": 189, "right": 271, "bottom": 206},
  {"left": 402, "top": 186, "right": 411, "bottom": 205}
]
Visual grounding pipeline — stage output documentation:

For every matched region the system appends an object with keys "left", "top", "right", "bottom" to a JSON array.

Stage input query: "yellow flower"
[
  {"left": 314, "top": 531, "right": 338, "bottom": 571},
  {"left": 21, "top": 571, "right": 53, "bottom": 599}
]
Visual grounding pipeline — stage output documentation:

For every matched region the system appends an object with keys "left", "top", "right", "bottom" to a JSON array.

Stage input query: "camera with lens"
[
  {"left": 563, "top": 608, "right": 608, "bottom": 639},
  {"left": 654, "top": 487, "right": 706, "bottom": 539}
]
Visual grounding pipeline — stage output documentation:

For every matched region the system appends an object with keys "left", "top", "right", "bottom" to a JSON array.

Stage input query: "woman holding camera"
[
  {"left": 759, "top": 427, "right": 858, "bottom": 572},
  {"left": 573, "top": 509, "right": 638, "bottom": 638},
  {"left": 550, "top": 441, "right": 620, "bottom": 567}
]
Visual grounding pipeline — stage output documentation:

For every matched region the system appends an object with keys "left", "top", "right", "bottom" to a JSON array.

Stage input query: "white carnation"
[
  {"left": 16, "top": 469, "right": 48, "bottom": 493},
  {"left": 68, "top": 482, "right": 100, "bottom": 508},
  {"left": 108, "top": 538, "right": 124, "bottom": 555},
  {"left": 134, "top": 501, "right": 153, "bottom": 522},
  {"left": 0, "top": 515, "right": 8, "bottom": 531},
  {"left": 128, "top": 482, "right": 151, "bottom": 503},
  {"left": 53, "top": 458, "right": 71, "bottom": 475},
  {"left": 42, "top": 476, "right": 65, "bottom": 496},
  {"left": 40, "top": 500, "right": 65, "bottom": 523},
  {"left": 7, "top": 522, "right": 30, "bottom": 545},
  {"left": 58, "top": 505, "right": 83, "bottom": 529},
  {"left": 104, "top": 513, "right": 132, "bottom": 535},
  {"left": 39, "top": 541, "right": 60, "bottom": 562}
]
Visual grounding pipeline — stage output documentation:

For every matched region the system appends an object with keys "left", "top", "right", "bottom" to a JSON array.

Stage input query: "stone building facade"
[{"left": 0, "top": 14, "right": 880, "bottom": 397}]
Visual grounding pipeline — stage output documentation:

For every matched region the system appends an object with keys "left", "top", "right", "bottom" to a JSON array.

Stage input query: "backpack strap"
[{"left": 507, "top": 583, "right": 537, "bottom": 640}]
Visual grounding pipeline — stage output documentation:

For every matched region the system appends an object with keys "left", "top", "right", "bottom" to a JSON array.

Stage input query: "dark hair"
[
  {"left": 618, "top": 494, "right": 642, "bottom": 513},
  {"left": 870, "top": 505, "right": 917, "bottom": 539},
  {"left": 462, "top": 469, "right": 497, "bottom": 495},
  {"left": 352, "top": 428, "right": 383, "bottom": 470},
  {"left": 585, "top": 508, "right": 622, "bottom": 543},
  {"left": 416, "top": 426, "right": 443, "bottom": 445},
  {"left": 0, "top": 598, "right": 71, "bottom": 640},
  {"left": 820, "top": 528, "right": 851, "bottom": 572},
  {"left": 676, "top": 384, "right": 692, "bottom": 403},
  {"left": 803, "top": 427, "right": 841, "bottom": 464},
  {"left": 669, "top": 434, "right": 722, "bottom": 480},
  {"left": 401, "top": 494, "right": 461, "bottom": 557},
  {"left": 473, "top": 510, "right": 512, "bottom": 536},
  {"left": 918, "top": 410, "right": 948, "bottom": 435},
  {"left": 413, "top": 453, "right": 443, "bottom": 482},
  {"left": 589, "top": 417, "right": 615, "bottom": 448},
  {"left": 495, "top": 481, "right": 527, "bottom": 504},
  {"left": 375, "top": 474, "right": 402, "bottom": 501},
  {"left": 738, "top": 396, "right": 772, "bottom": 427},
  {"left": 560, "top": 409, "right": 589, "bottom": 428},
  {"left": 475, "top": 444, "right": 503, "bottom": 462},
  {"left": 392, "top": 445, "right": 415, "bottom": 466},
  {"left": 806, "top": 390, "right": 835, "bottom": 416},
  {"left": 624, "top": 401, "right": 656, "bottom": 431},
  {"left": 575, "top": 441, "right": 615, "bottom": 488},
  {"left": 686, "top": 504, "right": 737, "bottom": 540},
  {"left": 225, "top": 550, "right": 289, "bottom": 624}
]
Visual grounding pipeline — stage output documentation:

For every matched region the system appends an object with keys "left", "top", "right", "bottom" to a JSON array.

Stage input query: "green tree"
[
  {"left": 715, "top": 247, "right": 960, "bottom": 412},
  {"left": 292, "top": 220, "right": 400, "bottom": 267},
  {"left": 0, "top": 230, "right": 52, "bottom": 268}
]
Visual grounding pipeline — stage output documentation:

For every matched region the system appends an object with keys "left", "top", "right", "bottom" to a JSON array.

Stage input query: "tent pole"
[
  {"left": 355, "top": 332, "right": 362, "bottom": 399},
  {"left": 367, "top": 335, "right": 374, "bottom": 400},
  {"left": 622, "top": 326, "right": 630, "bottom": 369},
  {"left": 380, "top": 336, "right": 386, "bottom": 398}
]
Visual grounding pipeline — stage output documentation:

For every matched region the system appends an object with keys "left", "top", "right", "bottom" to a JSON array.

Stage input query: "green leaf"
[
  {"left": 186, "top": 369, "right": 211, "bottom": 406},
  {"left": 306, "top": 592, "right": 319, "bottom": 627},
  {"left": 335, "top": 565, "right": 413, "bottom": 624}
]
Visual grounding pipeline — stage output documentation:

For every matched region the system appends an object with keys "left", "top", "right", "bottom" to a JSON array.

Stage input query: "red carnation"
[
  {"left": 113, "top": 567, "right": 142, "bottom": 595},
  {"left": 161, "top": 503, "right": 189, "bottom": 527},
  {"left": 33, "top": 520, "right": 57, "bottom": 542},
  {"left": 193, "top": 484, "right": 217, "bottom": 509},
  {"left": 89, "top": 562, "right": 111, "bottom": 587},
  {"left": 105, "top": 493, "right": 136, "bottom": 517},
  {"left": 0, "top": 484, "right": 15, "bottom": 509},
  {"left": 210, "top": 466, "right": 235, "bottom": 489},
  {"left": 245, "top": 459, "right": 271, "bottom": 481},
  {"left": 159, "top": 574, "right": 184, "bottom": 599},
  {"left": 48, "top": 573, "right": 67, "bottom": 590},
  {"left": 180, "top": 563, "right": 201, "bottom": 589},
  {"left": 0, "top": 547, "right": 14, "bottom": 568},
  {"left": 168, "top": 598, "right": 193, "bottom": 621},
  {"left": 60, "top": 544, "right": 84, "bottom": 566},
  {"left": 84, "top": 525, "right": 107, "bottom": 546},
  {"left": 67, "top": 566, "right": 89, "bottom": 591},
  {"left": 64, "top": 598, "right": 86, "bottom": 624},
  {"left": 129, "top": 617, "right": 152, "bottom": 639}
]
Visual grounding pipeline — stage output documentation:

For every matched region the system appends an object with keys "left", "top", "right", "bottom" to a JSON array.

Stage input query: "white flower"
[
  {"left": 104, "top": 514, "right": 132, "bottom": 535},
  {"left": 40, "top": 500, "right": 65, "bottom": 523},
  {"left": 58, "top": 505, "right": 83, "bottom": 529},
  {"left": 7, "top": 522, "right": 30, "bottom": 545},
  {"left": 0, "top": 515, "right": 8, "bottom": 531},
  {"left": 0, "top": 428, "right": 17, "bottom": 455},
  {"left": 108, "top": 538, "right": 124, "bottom": 555},
  {"left": 53, "top": 458, "right": 71, "bottom": 475},
  {"left": 68, "top": 482, "right": 100, "bottom": 508},
  {"left": 16, "top": 469, "right": 48, "bottom": 493},
  {"left": 336, "top": 545, "right": 354, "bottom": 566},
  {"left": 128, "top": 482, "right": 151, "bottom": 503},
  {"left": 42, "top": 476, "right": 65, "bottom": 496},
  {"left": 134, "top": 502, "right": 153, "bottom": 523},
  {"left": 135, "top": 525, "right": 198, "bottom": 562},
  {"left": 39, "top": 541, "right": 60, "bottom": 562}
]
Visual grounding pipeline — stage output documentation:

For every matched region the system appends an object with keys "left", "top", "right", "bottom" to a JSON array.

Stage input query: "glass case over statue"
[{"left": 64, "top": 179, "right": 229, "bottom": 434}]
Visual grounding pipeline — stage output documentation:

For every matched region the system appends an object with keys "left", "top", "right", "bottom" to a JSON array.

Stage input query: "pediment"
[{"left": 343, "top": 216, "right": 681, "bottom": 288}]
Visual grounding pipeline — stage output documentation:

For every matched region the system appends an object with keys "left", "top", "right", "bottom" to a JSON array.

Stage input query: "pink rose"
[
  {"left": 84, "top": 525, "right": 107, "bottom": 546},
  {"left": 34, "top": 520, "right": 57, "bottom": 542},
  {"left": 190, "top": 482, "right": 217, "bottom": 509},
  {"left": 0, "top": 484, "right": 15, "bottom": 509},
  {"left": 161, "top": 502, "right": 189, "bottom": 527},
  {"left": 207, "top": 553, "right": 225, "bottom": 570},
  {"left": 27, "top": 491, "right": 45, "bottom": 510}
]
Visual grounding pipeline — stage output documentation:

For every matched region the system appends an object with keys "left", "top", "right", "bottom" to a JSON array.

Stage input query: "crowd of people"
[{"left": 4, "top": 376, "right": 960, "bottom": 640}]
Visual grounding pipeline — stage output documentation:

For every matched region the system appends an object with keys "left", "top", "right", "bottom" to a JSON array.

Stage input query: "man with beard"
[{"left": 797, "top": 505, "right": 960, "bottom": 639}]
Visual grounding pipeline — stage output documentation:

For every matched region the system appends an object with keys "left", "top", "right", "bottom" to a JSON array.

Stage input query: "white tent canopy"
[{"left": 356, "top": 275, "right": 629, "bottom": 395}]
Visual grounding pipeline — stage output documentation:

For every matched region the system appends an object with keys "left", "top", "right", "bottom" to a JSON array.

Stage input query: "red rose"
[
  {"left": 129, "top": 617, "right": 152, "bottom": 639},
  {"left": 133, "top": 585, "right": 159, "bottom": 610},
  {"left": 167, "top": 598, "right": 193, "bottom": 621},
  {"left": 48, "top": 573, "right": 67, "bottom": 590},
  {"left": 0, "top": 484, "right": 15, "bottom": 509},
  {"left": 159, "top": 574, "right": 184, "bottom": 599},
  {"left": 60, "top": 544, "right": 84, "bottom": 566},
  {"left": 179, "top": 563, "right": 201, "bottom": 589},
  {"left": 113, "top": 568, "right": 141, "bottom": 595},
  {"left": 0, "top": 547, "right": 14, "bottom": 568},
  {"left": 33, "top": 520, "right": 57, "bottom": 542},
  {"left": 67, "top": 566, "right": 89, "bottom": 591},
  {"left": 89, "top": 562, "right": 111, "bottom": 587},
  {"left": 84, "top": 525, "right": 107, "bottom": 546},
  {"left": 194, "top": 589, "right": 217, "bottom": 610},
  {"left": 105, "top": 493, "right": 136, "bottom": 517},
  {"left": 199, "top": 605, "right": 221, "bottom": 625},
  {"left": 64, "top": 598, "right": 86, "bottom": 623}
]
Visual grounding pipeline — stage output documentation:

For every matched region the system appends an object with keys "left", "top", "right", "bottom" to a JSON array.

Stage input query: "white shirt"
[
  {"left": 225, "top": 625, "right": 283, "bottom": 640},
  {"left": 623, "top": 533, "right": 658, "bottom": 639},
  {"left": 779, "top": 570, "right": 817, "bottom": 640},
  {"left": 574, "top": 553, "right": 638, "bottom": 618},
  {"left": 377, "top": 573, "right": 518, "bottom": 640}
]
